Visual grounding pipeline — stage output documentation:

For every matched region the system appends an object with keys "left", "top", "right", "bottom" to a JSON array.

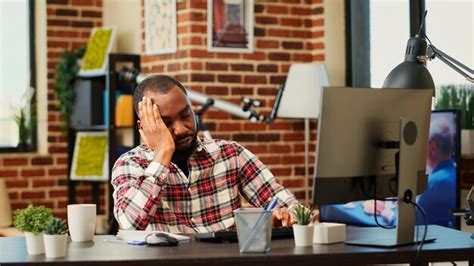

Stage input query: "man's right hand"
[{"left": 138, "top": 96, "right": 175, "bottom": 166}]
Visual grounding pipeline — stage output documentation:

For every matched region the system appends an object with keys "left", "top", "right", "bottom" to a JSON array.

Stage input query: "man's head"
[
  {"left": 427, "top": 117, "right": 454, "bottom": 172},
  {"left": 133, "top": 75, "right": 197, "bottom": 151}
]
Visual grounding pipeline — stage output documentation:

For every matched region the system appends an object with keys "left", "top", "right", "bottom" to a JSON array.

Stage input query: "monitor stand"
[{"left": 346, "top": 118, "right": 436, "bottom": 248}]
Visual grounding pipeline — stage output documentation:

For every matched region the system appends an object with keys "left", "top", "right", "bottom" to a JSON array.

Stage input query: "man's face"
[{"left": 143, "top": 87, "right": 196, "bottom": 151}]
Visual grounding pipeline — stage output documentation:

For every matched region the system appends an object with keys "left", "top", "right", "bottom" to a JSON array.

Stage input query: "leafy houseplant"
[
  {"left": 54, "top": 47, "right": 85, "bottom": 134},
  {"left": 292, "top": 204, "right": 314, "bottom": 247},
  {"left": 43, "top": 217, "right": 69, "bottom": 258},
  {"left": 13, "top": 204, "right": 53, "bottom": 255},
  {"left": 12, "top": 87, "right": 36, "bottom": 151}
]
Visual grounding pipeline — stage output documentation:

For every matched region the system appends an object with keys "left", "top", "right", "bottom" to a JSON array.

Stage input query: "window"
[
  {"left": 0, "top": 0, "right": 35, "bottom": 151},
  {"left": 347, "top": 0, "right": 472, "bottom": 89}
]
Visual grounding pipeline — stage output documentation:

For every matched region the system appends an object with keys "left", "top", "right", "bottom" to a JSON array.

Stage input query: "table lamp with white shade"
[{"left": 275, "top": 64, "right": 329, "bottom": 202}]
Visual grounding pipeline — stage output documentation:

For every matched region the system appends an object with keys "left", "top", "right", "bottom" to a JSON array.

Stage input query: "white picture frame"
[
  {"left": 207, "top": 0, "right": 254, "bottom": 53},
  {"left": 70, "top": 131, "right": 108, "bottom": 181},
  {"left": 78, "top": 26, "right": 116, "bottom": 77},
  {"left": 144, "top": 0, "right": 177, "bottom": 55}
]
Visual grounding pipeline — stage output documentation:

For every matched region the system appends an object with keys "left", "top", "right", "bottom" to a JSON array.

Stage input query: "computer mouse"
[{"left": 146, "top": 233, "right": 179, "bottom": 246}]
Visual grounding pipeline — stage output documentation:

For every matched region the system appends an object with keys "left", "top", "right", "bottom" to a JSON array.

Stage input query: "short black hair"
[{"left": 133, "top": 75, "right": 187, "bottom": 115}]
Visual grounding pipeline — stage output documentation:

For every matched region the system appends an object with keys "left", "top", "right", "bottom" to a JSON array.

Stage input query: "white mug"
[{"left": 67, "top": 204, "right": 96, "bottom": 242}]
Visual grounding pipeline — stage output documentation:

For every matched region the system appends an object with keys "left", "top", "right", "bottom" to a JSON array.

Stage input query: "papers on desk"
[{"left": 117, "top": 229, "right": 190, "bottom": 243}]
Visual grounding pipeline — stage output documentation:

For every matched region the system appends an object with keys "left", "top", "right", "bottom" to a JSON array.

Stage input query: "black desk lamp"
[{"left": 383, "top": 11, "right": 473, "bottom": 91}]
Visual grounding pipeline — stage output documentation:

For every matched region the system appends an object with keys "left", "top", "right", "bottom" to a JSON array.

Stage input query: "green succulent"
[
  {"left": 292, "top": 204, "right": 314, "bottom": 225},
  {"left": 44, "top": 217, "right": 68, "bottom": 235},
  {"left": 13, "top": 204, "right": 53, "bottom": 235}
]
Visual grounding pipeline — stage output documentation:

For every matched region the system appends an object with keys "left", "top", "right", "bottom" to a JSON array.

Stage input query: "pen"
[{"left": 240, "top": 197, "right": 279, "bottom": 252}]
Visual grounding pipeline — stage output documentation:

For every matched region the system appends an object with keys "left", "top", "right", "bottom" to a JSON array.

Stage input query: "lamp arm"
[{"left": 427, "top": 45, "right": 474, "bottom": 83}]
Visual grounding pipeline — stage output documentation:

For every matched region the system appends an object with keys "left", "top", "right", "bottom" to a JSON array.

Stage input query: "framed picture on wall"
[
  {"left": 78, "top": 26, "right": 116, "bottom": 77},
  {"left": 144, "top": 0, "right": 177, "bottom": 55},
  {"left": 207, "top": 0, "right": 254, "bottom": 53},
  {"left": 70, "top": 132, "right": 108, "bottom": 181}
]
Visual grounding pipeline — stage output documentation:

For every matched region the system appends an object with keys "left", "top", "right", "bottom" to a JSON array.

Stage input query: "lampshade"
[
  {"left": 277, "top": 64, "right": 330, "bottom": 119},
  {"left": 382, "top": 35, "right": 435, "bottom": 93},
  {"left": 0, "top": 179, "right": 12, "bottom": 227}
]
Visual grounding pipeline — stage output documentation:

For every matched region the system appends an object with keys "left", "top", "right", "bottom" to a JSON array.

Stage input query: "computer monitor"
[
  {"left": 312, "top": 87, "right": 434, "bottom": 247},
  {"left": 319, "top": 110, "right": 461, "bottom": 229}
]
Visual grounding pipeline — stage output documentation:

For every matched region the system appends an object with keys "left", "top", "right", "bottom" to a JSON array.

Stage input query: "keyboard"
[{"left": 194, "top": 227, "right": 294, "bottom": 243}]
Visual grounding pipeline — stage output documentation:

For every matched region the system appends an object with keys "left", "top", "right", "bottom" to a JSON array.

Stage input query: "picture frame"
[
  {"left": 207, "top": 0, "right": 254, "bottom": 53},
  {"left": 78, "top": 26, "right": 116, "bottom": 77},
  {"left": 144, "top": 0, "right": 177, "bottom": 55},
  {"left": 70, "top": 131, "right": 108, "bottom": 181}
]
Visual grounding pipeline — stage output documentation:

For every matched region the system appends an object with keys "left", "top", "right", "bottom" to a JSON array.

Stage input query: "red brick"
[
  {"left": 218, "top": 123, "right": 242, "bottom": 132},
  {"left": 72, "top": 21, "right": 94, "bottom": 28},
  {"left": 270, "top": 145, "right": 292, "bottom": 153},
  {"left": 283, "top": 179, "right": 304, "bottom": 188},
  {"left": 190, "top": 49, "right": 213, "bottom": 58},
  {"left": 81, "top": 10, "right": 102, "bottom": 18},
  {"left": 47, "top": 0, "right": 69, "bottom": 5},
  {"left": 295, "top": 166, "right": 314, "bottom": 176},
  {"left": 312, "top": 31, "right": 324, "bottom": 38},
  {"left": 257, "top": 64, "right": 278, "bottom": 73},
  {"left": 22, "top": 191, "right": 46, "bottom": 199},
  {"left": 49, "top": 189, "right": 68, "bottom": 198},
  {"left": 205, "top": 86, "right": 229, "bottom": 95},
  {"left": 245, "top": 145, "right": 268, "bottom": 153},
  {"left": 47, "top": 19, "right": 71, "bottom": 26},
  {"left": 231, "top": 87, "right": 254, "bottom": 95},
  {"left": 167, "top": 63, "right": 181, "bottom": 72},
  {"left": 283, "top": 133, "right": 305, "bottom": 141},
  {"left": 243, "top": 52, "right": 266, "bottom": 61},
  {"left": 71, "top": 0, "right": 93, "bottom": 5},
  {"left": 312, "top": 7, "right": 324, "bottom": 15},
  {"left": 269, "top": 121, "right": 293, "bottom": 130},
  {"left": 21, "top": 169, "right": 45, "bottom": 177},
  {"left": 218, "top": 75, "right": 241, "bottom": 83},
  {"left": 231, "top": 64, "right": 254, "bottom": 72},
  {"left": 32, "top": 157, "right": 53, "bottom": 165},
  {"left": 233, "top": 134, "right": 256, "bottom": 142},
  {"left": 0, "top": 170, "right": 18, "bottom": 177},
  {"left": 293, "top": 53, "right": 312, "bottom": 62},
  {"left": 5, "top": 179, "right": 28, "bottom": 188},
  {"left": 33, "top": 179, "right": 56, "bottom": 187},
  {"left": 291, "top": 7, "right": 311, "bottom": 15},
  {"left": 189, "top": 1, "right": 206, "bottom": 9},
  {"left": 282, "top": 41, "right": 303, "bottom": 50},
  {"left": 216, "top": 53, "right": 240, "bottom": 59},
  {"left": 268, "top": 29, "right": 290, "bottom": 38},
  {"left": 271, "top": 167, "right": 292, "bottom": 176},
  {"left": 257, "top": 134, "right": 280, "bottom": 142},
  {"left": 270, "top": 75, "right": 286, "bottom": 84},
  {"left": 244, "top": 123, "right": 266, "bottom": 131},
  {"left": 313, "top": 54, "right": 325, "bottom": 61},
  {"left": 49, "top": 168, "right": 68, "bottom": 176},
  {"left": 267, "top": 5, "right": 288, "bottom": 14},
  {"left": 256, "top": 40, "right": 279, "bottom": 49},
  {"left": 4, "top": 158, "right": 28, "bottom": 166},
  {"left": 244, "top": 76, "right": 266, "bottom": 84},
  {"left": 190, "top": 73, "right": 214, "bottom": 82},
  {"left": 256, "top": 16, "right": 278, "bottom": 25},
  {"left": 254, "top": 27, "right": 266, "bottom": 37},
  {"left": 282, "top": 155, "right": 305, "bottom": 164},
  {"left": 255, "top": 4, "right": 264, "bottom": 13},
  {"left": 291, "top": 30, "right": 311, "bottom": 38},
  {"left": 260, "top": 156, "right": 281, "bottom": 165},
  {"left": 48, "top": 146, "right": 68, "bottom": 154},
  {"left": 281, "top": 18, "right": 302, "bottom": 27},
  {"left": 206, "top": 62, "right": 228, "bottom": 71},
  {"left": 281, "top": 0, "right": 300, "bottom": 3},
  {"left": 55, "top": 9, "right": 78, "bottom": 17}
]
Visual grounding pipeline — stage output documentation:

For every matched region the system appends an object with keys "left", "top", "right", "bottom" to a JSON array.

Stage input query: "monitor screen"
[{"left": 320, "top": 110, "right": 460, "bottom": 229}]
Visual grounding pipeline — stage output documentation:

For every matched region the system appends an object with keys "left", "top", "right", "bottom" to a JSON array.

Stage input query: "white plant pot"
[
  {"left": 24, "top": 232, "right": 44, "bottom": 255},
  {"left": 461, "top": 129, "right": 474, "bottom": 156},
  {"left": 43, "top": 234, "right": 68, "bottom": 258},
  {"left": 293, "top": 224, "right": 314, "bottom": 247}
]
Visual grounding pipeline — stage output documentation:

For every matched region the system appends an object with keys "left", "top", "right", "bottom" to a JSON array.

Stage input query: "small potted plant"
[
  {"left": 43, "top": 217, "right": 69, "bottom": 258},
  {"left": 13, "top": 204, "right": 52, "bottom": 255},
  {"left": 292, "top": 204, "right": 314, "bottom": 247}
]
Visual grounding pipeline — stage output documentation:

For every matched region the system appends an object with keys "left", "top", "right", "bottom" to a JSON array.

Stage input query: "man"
[
  {"left": 418, "top": 116, "right": 457, "bottom": 227},
  {"left": 112, "top": 75, "right": 298, "bottom": 233}
]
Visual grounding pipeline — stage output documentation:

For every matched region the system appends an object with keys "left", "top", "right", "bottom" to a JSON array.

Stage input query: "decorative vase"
[
  {"left": 293, "top": 224, "right": 314, "bottom": 247},
  {"left": 43, "top": 234, "right": 68, "bottom": 258},
  {"left": 24, "top": 232, "right": 45, "bottom": 255}
]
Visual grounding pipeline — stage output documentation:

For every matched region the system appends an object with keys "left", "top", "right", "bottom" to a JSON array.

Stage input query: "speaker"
[{"left": 70, "top": 78, "right": 104, "bottom": 127}]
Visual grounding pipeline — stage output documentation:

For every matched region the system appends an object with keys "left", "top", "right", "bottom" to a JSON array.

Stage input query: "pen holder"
[{"left": 234, "top": 208, "right": 272, "bottom": 253}]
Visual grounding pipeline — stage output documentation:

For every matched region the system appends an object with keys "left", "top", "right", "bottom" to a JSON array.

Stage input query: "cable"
[
  {"left": 373, "top": 177, "right": 396, "bottom": 229},
  {"left": 410, "top": 200, "right": 428, "bottom": 264}
]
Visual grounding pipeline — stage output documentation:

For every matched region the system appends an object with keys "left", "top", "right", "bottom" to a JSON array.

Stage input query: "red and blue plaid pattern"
[{"left": 112, "top": 138, "right": 298, "bottom": 233}]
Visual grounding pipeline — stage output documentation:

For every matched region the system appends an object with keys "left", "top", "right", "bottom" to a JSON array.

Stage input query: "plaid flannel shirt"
[{"left": 112, "top": 137, "right": 298, "bottom": 233}]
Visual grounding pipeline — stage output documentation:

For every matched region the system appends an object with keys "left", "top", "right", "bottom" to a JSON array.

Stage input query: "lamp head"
[{"left": 383, "top": 35, "right": 435, "bottom": 94}]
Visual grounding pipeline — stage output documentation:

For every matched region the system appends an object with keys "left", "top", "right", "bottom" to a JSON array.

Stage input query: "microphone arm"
[
  {"left": 426, "top": 45, "right": 474, "bottom": 83},
  {"left": 120, "top": 67, "right": 266, "bottom": 122}
]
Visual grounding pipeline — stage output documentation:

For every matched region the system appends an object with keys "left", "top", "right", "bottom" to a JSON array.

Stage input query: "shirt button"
[
  {"left": 161, "top": 173, "right": 166, "bottom": 178},
  {"left": 196, "top": 146, "right": 203, "bottom": 152},
  {"left": 191, "top": 217, "right": 195, "bottom": 222}
]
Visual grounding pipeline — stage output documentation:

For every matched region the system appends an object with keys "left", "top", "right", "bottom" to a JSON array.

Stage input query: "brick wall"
[
  {"left": 0, "top": 0, "right": 102, "bottom": 218},
  {"left": 141, "top": 0, "right": 325, "bottom": 202}
]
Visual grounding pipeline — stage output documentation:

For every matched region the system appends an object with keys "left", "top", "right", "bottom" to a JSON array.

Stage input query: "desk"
[{"left": 1, "top": 225, "right": 473, "bottom": 266}]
